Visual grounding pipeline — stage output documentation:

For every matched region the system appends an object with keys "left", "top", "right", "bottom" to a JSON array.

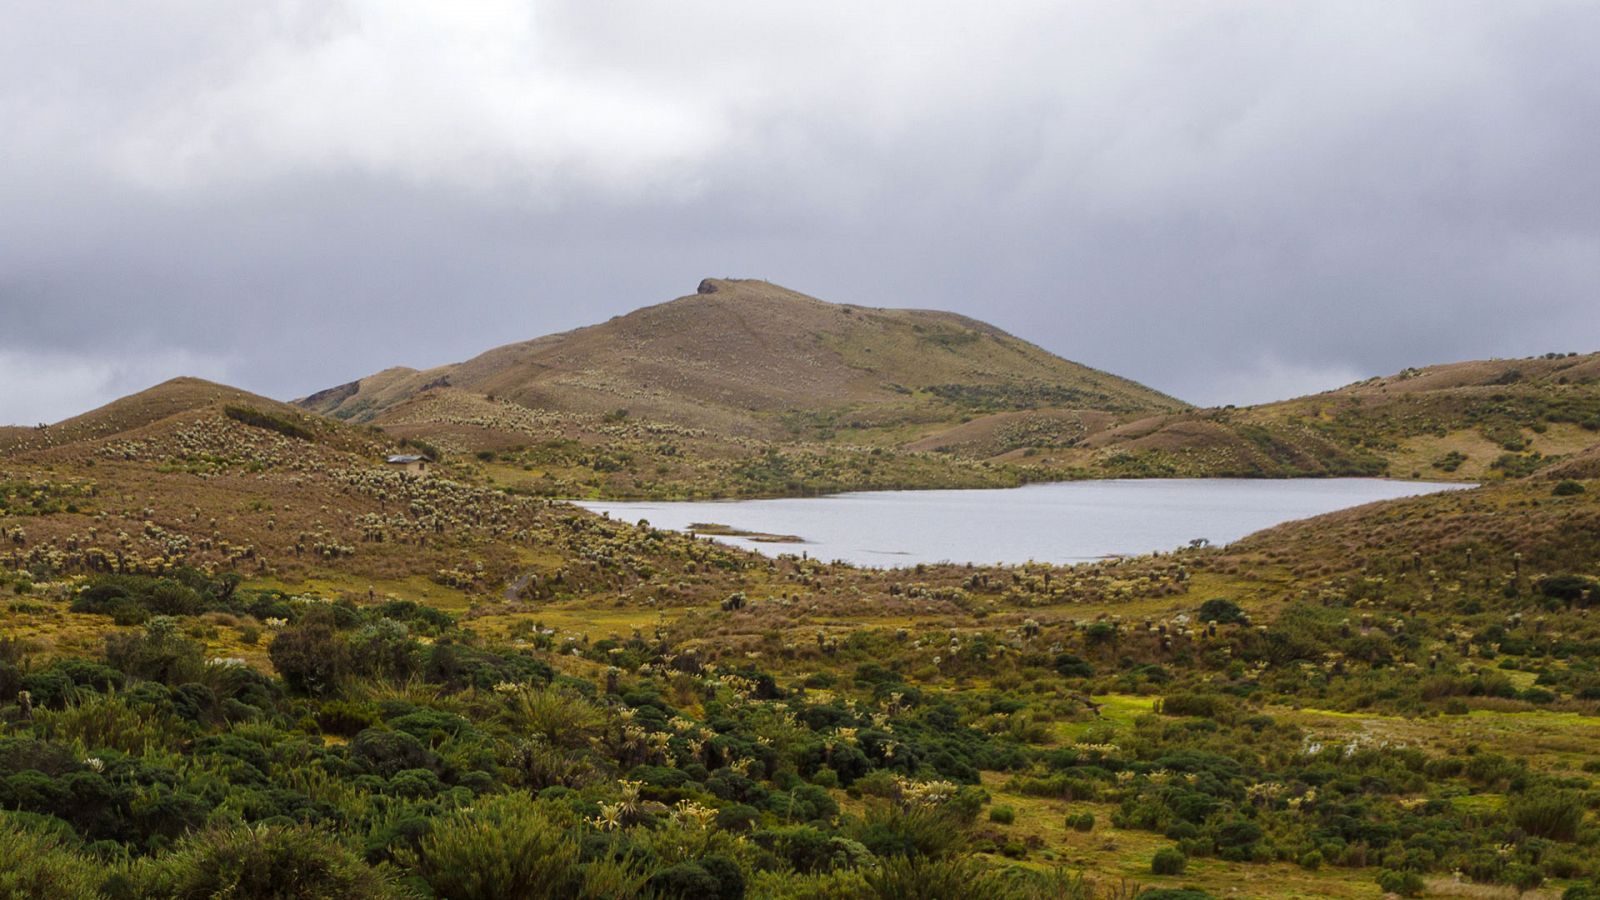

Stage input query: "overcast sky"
[{"left": 3, "top": 2, "right": 1598, "bottom": 424}]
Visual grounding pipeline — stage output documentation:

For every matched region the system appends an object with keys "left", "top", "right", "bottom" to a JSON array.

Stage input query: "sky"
[{"left": 3, "top": 2, "right": 1598, "bottom": 424}]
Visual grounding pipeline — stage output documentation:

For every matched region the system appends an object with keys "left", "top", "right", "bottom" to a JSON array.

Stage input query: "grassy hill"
[
  {"left": 289, "top": 278, "right": 1198, "bottom": 498},
  {"left": 1, "top": 378, "right": 316, "bottom": 453},
  {"left": 971, "top": 351, "right": 1600, "bottom": 482},
  {"left": 298, "top": 278, "right": 1185, "bottom": 436}
]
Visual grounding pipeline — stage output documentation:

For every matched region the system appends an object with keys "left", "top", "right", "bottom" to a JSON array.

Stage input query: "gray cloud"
[{"left": 2, "top": 1, "right": 1597, "bottom": 423}]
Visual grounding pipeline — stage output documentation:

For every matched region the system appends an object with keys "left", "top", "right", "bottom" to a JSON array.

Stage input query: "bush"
[
  {"left": 754, "top": 825, "right": 870, "bottom": 875},
  {"left": 503, "top": 685, "right": 604, "bottom": 749},
  {"left": 400, "top": 794, "right": 584, "bottom": 900},
  {"left": 268, "top": 608, "right": 351, "bottom": 695},
  {"left": 768, "top": 784, "right": 838, "bottom": 823},
  {"left": 860, "top": 855, "right": 1004, "bottom": 899},
  {"left": 351, "top": 729, "right": 438, "bottom": 778},
  {"left": 1376, "top": 868, "right": 1426, "bottom": 897},
  {"left": 1053, "top": 654, "right": 1094, "bottom": 679},
  {"left": 1151, "top": 847, "right": 1187, "bottom": 875},
  {"left": 1198, "top": 598, "right": 1247, "bottom": 625},
  {"left": 1539, "top": 574, "right": 1599, "bottom": 606},
  {"left": 647, "top": 862, "right": 719, "bottom": 899},
  {"left": 223, "top": 405, "right": 315, "bottom": 441},
  {"left": 989, "top": 805, "right": 1015, "bottom": 825},
  {"left": 130, "top": 823, "right": 398, "bottom": 899},
  {"left": 104, "top": 618, "right": 205, "bottom": 685},
  {"left": 1553, "top": 480, "right": 1587, "bottom": 496},
  {"left": 0, "top": 817, "right": 106, "bottom": 899},
  {"left": 1159, "top": 693, "right": 1221, "bottom": 718},
  {"left": 1068, "top": 813, "right": 1094, "bottom": 832},
  {"left": 1509, "top": 791, "right": 1585, "bottom": 841},
  {"left": 853, "top": 806, "right": 966, "bottom": 861}
]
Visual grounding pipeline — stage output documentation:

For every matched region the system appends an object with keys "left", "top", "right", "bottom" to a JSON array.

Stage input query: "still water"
[{"left": 576, "top": 478, "right": 1469, "bottom": 568}]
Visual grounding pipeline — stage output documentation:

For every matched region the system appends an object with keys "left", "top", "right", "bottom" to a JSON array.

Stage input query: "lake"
[{"left": 575, "top": 478, "right": 1471, "bottom": 567}]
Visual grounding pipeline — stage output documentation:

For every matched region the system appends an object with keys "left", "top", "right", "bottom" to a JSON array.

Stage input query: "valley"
[{"left": 1, "top": 284, "right": 1598, "bottom": 898}]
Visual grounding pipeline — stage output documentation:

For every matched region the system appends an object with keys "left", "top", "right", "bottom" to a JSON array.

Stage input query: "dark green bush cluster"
[
  {"left": 223, "top": 405, "right": 315, "bottom": 441},
  {"left": 0, "top": 570, "right": 1086, "bottom": 898}
]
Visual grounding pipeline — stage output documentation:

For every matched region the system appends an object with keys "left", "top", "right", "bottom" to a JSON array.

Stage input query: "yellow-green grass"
[
  {"left": 245, "top": 571, "right": 479, "bottom": 612},
  {"left": 1387, "top": 423, "right": 1599, "bottom": 482},
  {"left": 1274, "top": 704, "right": 1600, "bottom": 776}
]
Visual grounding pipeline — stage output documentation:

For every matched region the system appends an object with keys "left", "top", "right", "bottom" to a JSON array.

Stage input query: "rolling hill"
[
  {"left": 0, "top": 376, "right": 372, "bottom": 459},
  {"left": 956, "top": 351, "right": 1600, "bottom": 481},
  {"left": 297, "top": 278, "right": 1186, "bottom": 436}
]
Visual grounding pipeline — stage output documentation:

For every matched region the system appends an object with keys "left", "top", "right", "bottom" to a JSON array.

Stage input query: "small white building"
[{"left": 385, "top": 454, "right": 428, "bottom": 474}]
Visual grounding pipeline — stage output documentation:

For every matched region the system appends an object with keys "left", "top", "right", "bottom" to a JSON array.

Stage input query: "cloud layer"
[{"left": 3, "top": 1, "right": 1597, "bottom": 422}]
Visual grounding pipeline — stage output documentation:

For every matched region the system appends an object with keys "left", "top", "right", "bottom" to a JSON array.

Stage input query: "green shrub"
[
  {"left": 1197, "top": 598, "right": 1246, "bottom": 625},
  {"left": 130, "top": 824, "right": 398, "bottom": 899},
  {"left": 1509, "top": 791, "right": 1585, "bottom": 841},
  {"left": 1376, "top": 868, "right": 1426, "bottom": 897},
  {"left": 1506, "top": 863, "right": 1544, "bottom": 892},
  {"left": 503, "top": 685, "right": 605, "bottom": 749},
  {"left": 268, "top": 608, "right": 351, "bottom": 695},
  {"left": 1053, "top": 653, "right": 1094, "bottom": 679},
  {"left": 647, "top": 861, "right": 734, "bottom": 900},
  {"left": 1553, "top": 480, "right": 1587, "bottom": 496},
  {"left": 1151, "top": 847, "right": 1187, "bottom": 875},
  {"left": 0, "top": 817, "right": 106, "bottom": 899},
  {"left": 853, "top": 806, "right": 966, "bottom": 861},
  {"left": 1159, "top": 693, "right": 1221, "bottom": 718},
  {"left": 223, "top": 405, "right": 315, "bottom": 441},
  {"left": 989, "top": 805, "right": 1015, "bottom": 825},
  {"left": 860, "top": 855, "right": 1004, "bottom": 900},
  {"left": 399, "top": 794, "right": 584, "bottom": 900},
  {"left": 1539, "top": 574, "right": 1599, "bottom": 606},
  {"left": 104, "top": 618, "right": 206, "bottom": 685},
  {"left": 769, "top": 784, "right": 839, "bottom": 823}
]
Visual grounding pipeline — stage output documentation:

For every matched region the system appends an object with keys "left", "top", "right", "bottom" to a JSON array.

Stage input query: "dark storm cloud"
[{"left": 2, "top": 1, "right": 1597, "bottom": 423}]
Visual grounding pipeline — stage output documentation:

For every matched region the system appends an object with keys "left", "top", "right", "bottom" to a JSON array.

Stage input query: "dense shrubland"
[{"left": 0, "top": 569, "right": 1131, "bottom": 898}]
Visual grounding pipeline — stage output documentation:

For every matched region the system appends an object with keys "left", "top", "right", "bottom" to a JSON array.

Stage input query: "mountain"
[{"left": 297, "top": 278, "right": 1186, "bottom": 436}]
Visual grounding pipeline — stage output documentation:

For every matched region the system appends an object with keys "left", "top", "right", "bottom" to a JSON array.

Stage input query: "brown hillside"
[
  {"left": 1544, "top": 443, "right": 1600, "bottom": 480},
  {"left": 0, "top": 377, "right": 345, "bottom": 456},
  {"left": 1312, "top": 353, "right": 1600, "bottom": 396},
  {"left": 298, "top": 279, "right": 1186, "bottom": 436}
]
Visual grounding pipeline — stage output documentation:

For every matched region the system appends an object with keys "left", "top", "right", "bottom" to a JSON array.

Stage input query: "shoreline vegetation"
[{"left": 686, "top": 523, "right": 809, "bottom": 544}]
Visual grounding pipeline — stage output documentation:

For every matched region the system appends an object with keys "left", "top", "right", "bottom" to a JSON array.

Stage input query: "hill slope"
[
  {"left": 970, "top": 351, "right": 1600, "bottom": 481},
  {"left": 0, "top": 377, "right": 356, "bottom": 457},
  {"left": 298, "top": 278, "right": 1185, "bottom": 436}
]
